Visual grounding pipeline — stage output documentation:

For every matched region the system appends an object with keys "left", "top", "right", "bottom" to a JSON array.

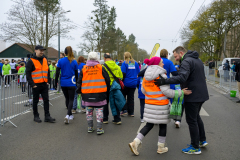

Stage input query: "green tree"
[
  {"left": 92, "top": 0, "right": 109, "bottom": 57},
  {"left": 34, "top": 0, "right": 60, "bottom": 56},
  {"left": 181, "top": 0, "right": 240, "bottom": 61},
  {"left": 0, "top": 0, "right": 73, "bottom": 53}
]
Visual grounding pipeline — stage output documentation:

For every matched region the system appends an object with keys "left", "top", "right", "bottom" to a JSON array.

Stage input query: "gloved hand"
[{"left": 154, "top": 74, "right": 166, "bottom": 86}]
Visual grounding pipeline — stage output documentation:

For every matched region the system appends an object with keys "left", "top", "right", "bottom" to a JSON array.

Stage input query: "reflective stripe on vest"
[
  {"left": 31, "top": 58, "right": 49, "bottom": 83},
  {"left": 81, "top": 64, "right": 107, "bottom": 94},
  {"left": 142, "top": 77, "right": 169, "bottom": 105}
]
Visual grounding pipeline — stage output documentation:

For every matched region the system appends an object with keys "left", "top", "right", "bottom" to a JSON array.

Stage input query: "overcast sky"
[{"left": 1, "top": 0, "right": 213, "bottom": 57}]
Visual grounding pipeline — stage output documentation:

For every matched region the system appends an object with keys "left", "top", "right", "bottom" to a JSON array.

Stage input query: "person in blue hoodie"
[
  {"left": 72, "top": 56, "right": 86, "bottom": 113},
  {"left": 137, "top": 76, "right": 145, "bottom": 123},
  {"left": 121, "top": 52, "right": 140, "bottom": 117},
  {"left": 55, "top": 46, "right": 78, "bottom": 124}
]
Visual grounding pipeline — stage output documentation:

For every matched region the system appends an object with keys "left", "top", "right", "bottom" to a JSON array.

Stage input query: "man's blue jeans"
[{"left": 72, "top": 91, "right": 86, "bottom": 110}]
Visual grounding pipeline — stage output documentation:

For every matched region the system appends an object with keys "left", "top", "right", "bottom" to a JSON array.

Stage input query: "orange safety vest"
[
  {"left": 81, "top": 64, "right": 107, "bottom": 94},
  {"left": 142, "top": 77, "right": 169, "bottom": 105},
  {"left": 31, "top": 58, "right": 49, "bottom": 83}
]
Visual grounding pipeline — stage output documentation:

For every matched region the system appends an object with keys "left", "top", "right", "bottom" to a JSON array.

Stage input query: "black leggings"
[
  {"left": 5, "top": 76, "right": 10, "bottom": 85},
  {"left": 140, "top": 123, "right": 167, "bottom": 137},
  {"left": 62, "top": 86, "right": 76, "bottom": 115}
]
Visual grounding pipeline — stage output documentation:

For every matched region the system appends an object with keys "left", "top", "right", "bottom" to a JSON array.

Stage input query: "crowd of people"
[{"left": 20, "top": 44, "right": 209, "bottom": 156}]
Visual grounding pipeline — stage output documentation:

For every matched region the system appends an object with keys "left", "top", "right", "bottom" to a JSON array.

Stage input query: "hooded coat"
[
  {"left": 142, "top": 65, "right": 182, "bottom": 124},
  {"left": 164, "top": 51, "right": 209, "bottom": 103}
]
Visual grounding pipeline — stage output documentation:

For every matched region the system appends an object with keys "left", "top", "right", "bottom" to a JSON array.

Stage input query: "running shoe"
[
  {"left": 175, "top": 121, "right": 181, "bottom": 128},
  {"left": 140, "top": 119, "right": 144, "bottom": 123},
  {"left": 69, "top": 115, "right": 74, "bottom": 120},
  {"left": 88, "top": 127, "right": 94, "bottom": 133},
  {"left": 120, "top": 110, "right": 127, "bottom": 116},
  {"left": 97, "top": 128, "right": 104, "bottom": 135},
  {"left": 82, "top": 108, "right": 86, "bottom": 113},
  {"left": 112, "top": 120, "right": 122, "bottom": 125},
  {"left": 199, "top": 141, "right": 208, "bottom": 147},
  {"left": 71, "top": 110, "right": 76, "bottom": 114},
  {"left": 64, "top": 115, "right": 69, "bottom": 124},
  {"left": 182, "top": 145, "right": 201, "bottom": 154},
  {"left": 103, "top": 121, "right": 108, "bottom": 124}
]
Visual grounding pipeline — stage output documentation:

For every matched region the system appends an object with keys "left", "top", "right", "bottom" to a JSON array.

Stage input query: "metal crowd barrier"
[
  {"left": 204, "top": 66, "right": 238, "bottom": 96},
  {"left": 0, "top": 71, "right": 63, "bottom": 130}
]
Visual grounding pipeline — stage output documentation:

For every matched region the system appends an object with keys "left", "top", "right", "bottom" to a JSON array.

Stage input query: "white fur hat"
[{"left": 88, "top": 52, "right": 99, "bottom": 60}]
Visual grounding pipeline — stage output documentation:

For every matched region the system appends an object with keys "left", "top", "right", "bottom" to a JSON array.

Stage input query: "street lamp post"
[{"left": 58, "top": 10, "right": 71, "bottom": 59}]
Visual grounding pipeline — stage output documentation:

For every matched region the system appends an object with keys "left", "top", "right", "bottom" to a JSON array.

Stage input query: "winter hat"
[
  {"left": 88, "top": 52, "right": 99, "bottom": 61},
  {"left": 144, "top": 56, "right": 161, "bottom": 66}
]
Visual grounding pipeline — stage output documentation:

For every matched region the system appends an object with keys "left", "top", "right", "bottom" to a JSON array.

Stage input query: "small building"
[{"left": 0, "top": 43, "right": 61, "bottom": 61}]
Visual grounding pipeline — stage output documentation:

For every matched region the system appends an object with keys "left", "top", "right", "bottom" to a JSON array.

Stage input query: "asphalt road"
[{"left": 0, "top": 84, "right": 240, "bottom": 160}]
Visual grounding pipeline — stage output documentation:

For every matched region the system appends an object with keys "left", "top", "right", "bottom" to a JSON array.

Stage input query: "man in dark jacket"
[
  {"left": 26, "top": 45, "right": 55, "bottom": 123},
  {"left": 235, "top": 62, "right": 240, "bottom": 103},
  {"left": 154, "top": 46, "right": 209, "bottom": 155}
]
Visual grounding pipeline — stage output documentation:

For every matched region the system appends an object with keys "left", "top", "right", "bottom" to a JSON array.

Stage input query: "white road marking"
[
  {"left": 137, "top": 122, "right": 146, "bottom": 134},
  {"left": 1, "top": 110, "right": 31, "bottom": 121},
  {"left": 200, "top": 107, "right": 209, "bottom": 116}
]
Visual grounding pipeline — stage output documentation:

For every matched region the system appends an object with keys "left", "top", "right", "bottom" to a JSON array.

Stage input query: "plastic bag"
[
  {"left": 77, "top": 94, "right": 81, "bottom": 111},
  {"left": 169, "top": 90, "right": 184, "bottom": 120}
]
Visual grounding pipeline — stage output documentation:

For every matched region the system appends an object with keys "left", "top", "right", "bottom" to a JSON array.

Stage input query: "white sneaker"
[
  {"left": 69, "top": 115, "right": 74, "bottom": 120},
  {"left": 175, "top": 121, "right": 180, "bottom": 128},
  {"left": 5, "top": 85, "right": 6, "bottom": 88},
  {"left": 140, "top": 119, "right": 144, "bottom": 123},
  {"left": 64, "top": 115, "right": 69, "bottom": 124}
]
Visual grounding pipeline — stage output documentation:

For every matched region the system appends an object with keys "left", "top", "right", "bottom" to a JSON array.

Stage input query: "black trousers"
[
  {"left": 140, "top": 99, "right": 145, "bottom": 119},
  {"left": 122, "top": 86, "right": 136, "bottom": 115},
  {"left": 11, "top": 69, "right": 16, "bottom": 80},
  {"left": 185, "top": 102, "right": 206, "bottom": 149},
  {"left": 5, "top": 76, "right": 10, "bottom": 85},
  {"left": 103, "top": 95, "right": 121, "bottom": 122},
  {"left": 62, "top": 86, "right": 75, "bottom": 115},
  {"left": 140, "top": 122, "right": 167, "bottom": 137},
  {"left": 32, "top": 83, "right": 49, "bottom": 117}
]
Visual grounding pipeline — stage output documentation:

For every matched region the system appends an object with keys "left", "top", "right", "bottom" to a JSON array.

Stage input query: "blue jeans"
[{"left": 72, "top": 91, "right": 86, "bottom": 110}]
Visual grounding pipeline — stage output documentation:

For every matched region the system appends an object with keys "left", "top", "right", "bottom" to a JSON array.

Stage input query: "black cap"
[
  {"left": 104, "top": 53, "right": 111, "bottom": 58},
  {"left": 35, "top": 45, "right": 46, "bottom": 50}
]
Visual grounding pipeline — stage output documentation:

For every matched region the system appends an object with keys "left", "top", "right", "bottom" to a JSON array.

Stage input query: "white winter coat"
[{"left": 141, "top": 65, "right": 182, "bottom": 124}]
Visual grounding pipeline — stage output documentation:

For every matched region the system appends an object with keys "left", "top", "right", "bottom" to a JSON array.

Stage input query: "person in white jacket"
[{"left": 129, "top": 56, "right": 191, "bottom": 156}]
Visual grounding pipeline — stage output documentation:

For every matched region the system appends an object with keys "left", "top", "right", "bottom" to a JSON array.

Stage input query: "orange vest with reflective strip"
[
  {"left": 142, "top": 77, "right": 169, "bottom": 105},
  {"left": 81, "top": 64, "right": 107, "bottom": 94},
  {"left": 31, "top": 58, "right": 49, "bottom": 83}
]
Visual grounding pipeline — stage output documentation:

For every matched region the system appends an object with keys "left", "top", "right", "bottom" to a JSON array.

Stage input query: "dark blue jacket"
[{"left": 137, "top": 77, "right": 145, "bottom": 99}]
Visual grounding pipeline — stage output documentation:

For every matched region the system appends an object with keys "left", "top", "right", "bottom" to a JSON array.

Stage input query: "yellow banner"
[{"left": 150, "top": 43, "right": 160, "bottom": 58}]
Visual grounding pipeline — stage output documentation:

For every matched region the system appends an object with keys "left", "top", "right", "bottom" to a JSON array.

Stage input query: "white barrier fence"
[
  {"left": 204, "top": 66, "right": 238, "bottom": 97},
  {"left": 0, "top": 71, "right": 63, "bottom": 132}
]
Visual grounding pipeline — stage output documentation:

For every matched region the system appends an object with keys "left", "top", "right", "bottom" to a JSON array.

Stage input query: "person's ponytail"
[{"left": 65, "top": 46, "right": 74, "bottom": 63}]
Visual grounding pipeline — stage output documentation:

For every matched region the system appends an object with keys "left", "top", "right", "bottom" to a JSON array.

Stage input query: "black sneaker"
[
  {"left": 112, "top": 120, "right": 122, "bottom": 125},
  {"left": 45, "top": 115, "right": 56, "bottom": 123},
  {"left": 236, "top": 100, "right": 240, "bottom": 103},
  {"left": 34, "top": 117, "right": 42, "bottom": 123}
]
